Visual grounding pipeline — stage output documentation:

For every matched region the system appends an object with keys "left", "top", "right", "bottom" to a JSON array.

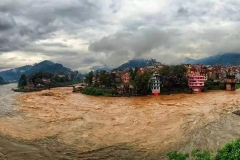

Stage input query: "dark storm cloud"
[
  {"left": 0, "top": 14, "right": 15, "bottom": 31},
  {"left": 0, "top": 0, "right": 103, "bottom": 53},
  {"left": 88, "top": 0, "right": 240, "bottom": 65},
  {"left": 23, "top": 46, "right": 79, "bottom": 56},
  {"left": 89, "top": 27, "right": 177, "bottom": 59}
]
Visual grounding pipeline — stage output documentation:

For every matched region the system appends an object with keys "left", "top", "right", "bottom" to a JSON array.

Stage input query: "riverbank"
[{"left": 0, "top": 87, "right": 240, "bottom": 159}]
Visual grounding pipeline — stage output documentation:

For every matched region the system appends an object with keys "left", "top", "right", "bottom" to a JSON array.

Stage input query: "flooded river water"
[
  {"left": 1, "top": 84, "right": 240, "bottom": 159},
  {"left": 0, "top": 83, "right": 20, "bottom": 116}
]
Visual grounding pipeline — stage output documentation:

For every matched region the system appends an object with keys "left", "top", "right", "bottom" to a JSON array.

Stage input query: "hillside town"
[
  {"left": 78, "top": 63, "right": 240, "bottom": 96},
  {"left": 14, "top": 62, "right": 240, "bottom": 95}
]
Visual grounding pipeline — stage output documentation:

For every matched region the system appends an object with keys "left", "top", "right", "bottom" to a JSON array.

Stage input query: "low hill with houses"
[{"left": 0, "top": 60, "right": 74, "bottom": 82}]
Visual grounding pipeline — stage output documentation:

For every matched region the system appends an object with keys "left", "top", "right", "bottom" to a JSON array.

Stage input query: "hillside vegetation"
[{"left": 116, "top": 59, "right": 161, "bottom": 70}]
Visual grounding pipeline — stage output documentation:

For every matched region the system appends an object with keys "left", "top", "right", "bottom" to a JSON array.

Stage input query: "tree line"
[{"left": 18, "top": 71, "right": 83, "bottom": 88}]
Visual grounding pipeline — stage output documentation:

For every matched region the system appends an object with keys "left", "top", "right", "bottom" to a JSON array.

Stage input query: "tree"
[
  {"left": 159, "top": 65, "right": 188, "bottom": 93},
  {"left": 110, "top": 72, "right": 117, "bottom": 89},
  {"left": 134, "top": 71, "right": 151, "bottom": 95},
  {"left": 18, "top": 74, "right": 27, "bottom": 88},
  {"left": 129, "top": 67, "right": 139, "bottom": 82},
  {"left": 85, "top": 71, "right": 94, "bottom": 85},
  {"left": 205, "top": 78, "right": 214, "bottom": 90},
  {"left": 99, "top": 70, "right": 108, "bottom": 88}
]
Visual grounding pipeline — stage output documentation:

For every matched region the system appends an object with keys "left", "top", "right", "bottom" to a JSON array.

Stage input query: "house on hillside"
[
  {"left": 58, "top": 75, "right": 65, "bottom": 78},
  {"left": 121, "top": 72, "right": 130, "bottom": 83},
  {"left": 42, "top": 78, "right": 51, "bottom": 83},
  {"left": 139, "top": 68, "right": 144, "bottom": 73}
]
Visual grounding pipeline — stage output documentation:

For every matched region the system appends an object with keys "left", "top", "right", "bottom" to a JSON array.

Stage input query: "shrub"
[
  {"left": 216, "top": 139, "right": 240, "bottom": 160},
  {"left": 236, "top": 84, "right": 240, "bottom": 89},
  {"left": 167, "top": 138, "right": 240, "bottom": 160},
  {"left": 89, "top": 88, "right": 96, "bottom": 95},
  {"left": 191, "top": 149, "right": 215, "bottom": 160},
  {"left": 167, "top": 151, "right": 189, "bottom": 160},
  {"left": 81, "top": 87, "right": 108, "bottom": 96}
]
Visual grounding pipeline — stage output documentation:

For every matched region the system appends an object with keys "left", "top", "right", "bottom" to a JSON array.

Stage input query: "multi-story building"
[
  {"left": 150, "top": 73, "right": 161, "bottom": 94},
  {"left": 226, "top": 74, "right": 236, "bottom": 91},
  {"left": 188, "top": 72, "right": 205, "bottom": 93}
]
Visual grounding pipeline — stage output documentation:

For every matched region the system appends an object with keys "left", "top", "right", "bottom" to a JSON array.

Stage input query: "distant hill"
[
  {"left": 0, "top": 60, "right": 73, "bottom": 82},
  {"left": 0, "top": 76, "right": 8, "bottom": 85},
  {"left": 116, "top": 59, "right": 161, "bottom": 70},
  {"left": 185, "top": 53, "right": 240, "bottom": 65},
  {"left": 91, "top": 65, "right": 113, "bottom": 72}
]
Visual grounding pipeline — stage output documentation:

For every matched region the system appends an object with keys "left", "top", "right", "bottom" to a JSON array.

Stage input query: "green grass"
[{"left": 81, "top": 87, "right": 112, "bottom": 96}]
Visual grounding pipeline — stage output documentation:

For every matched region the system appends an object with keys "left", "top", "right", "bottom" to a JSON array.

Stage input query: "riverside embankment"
[{"left": 1, "top": 84, "right": 240, "bottom": 159}]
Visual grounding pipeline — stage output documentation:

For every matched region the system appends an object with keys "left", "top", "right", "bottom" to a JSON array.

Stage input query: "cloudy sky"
[{"left": 0, "top": 0, "right": 240, "bottom": 72}]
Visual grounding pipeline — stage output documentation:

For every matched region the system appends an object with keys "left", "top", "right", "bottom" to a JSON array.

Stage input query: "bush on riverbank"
[
  {"left": 204, "top": 78, "right": 225, "bottom": 91},
  {"left": 81, "top": 87, "right": 112, "bottom": 96},
  {"left": 167, "top": 138, "right": 240, "bottom": 160},
  {"left": 236, "top": 84, "right": 240, "bottom": 89}
]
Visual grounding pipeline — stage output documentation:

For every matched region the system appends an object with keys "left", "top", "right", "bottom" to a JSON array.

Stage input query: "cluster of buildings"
[
  {"left": 91, "top": 63, "right": 162, "bottom": 95},
  {"left": 23, "top": 74, "right": 72, "bottom": 90},
  {"left": 89, "top": 63, "right": 240, "bottom": 95},
  {"left": 185, "top": 64, "right": 240, "bottom": 92}
]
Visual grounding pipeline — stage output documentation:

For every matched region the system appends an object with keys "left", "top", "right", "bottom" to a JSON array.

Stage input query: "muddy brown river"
[{"left": 1, "top": 84, "right": 240, "bottom": 159}]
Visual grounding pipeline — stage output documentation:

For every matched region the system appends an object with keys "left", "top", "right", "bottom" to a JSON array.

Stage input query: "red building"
[{"left": 188, "top": 72, "right": 205, "bottom": 93}]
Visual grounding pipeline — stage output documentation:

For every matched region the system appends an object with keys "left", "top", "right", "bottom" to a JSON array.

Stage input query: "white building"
[{"left": 151, "top": 73, "right": 161, "bottom": 94}]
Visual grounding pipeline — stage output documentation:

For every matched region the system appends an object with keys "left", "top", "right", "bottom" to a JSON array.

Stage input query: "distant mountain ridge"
[
  {"left": 185, "top": 53, "right": 240, "bottom": 65},
  {"left": 116, "top": 58, "right": 161, "bottom": 70},
  {"left": 0, "top": 60, "right": 73, "bottom": 82},
  {"left": 91, "top": 65, "right": 112, "bottom": 73}
]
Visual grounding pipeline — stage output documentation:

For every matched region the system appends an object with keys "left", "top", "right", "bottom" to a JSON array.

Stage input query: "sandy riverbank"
[{"left": 1, "top": 87, "right": 240, "bottom": 159}]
